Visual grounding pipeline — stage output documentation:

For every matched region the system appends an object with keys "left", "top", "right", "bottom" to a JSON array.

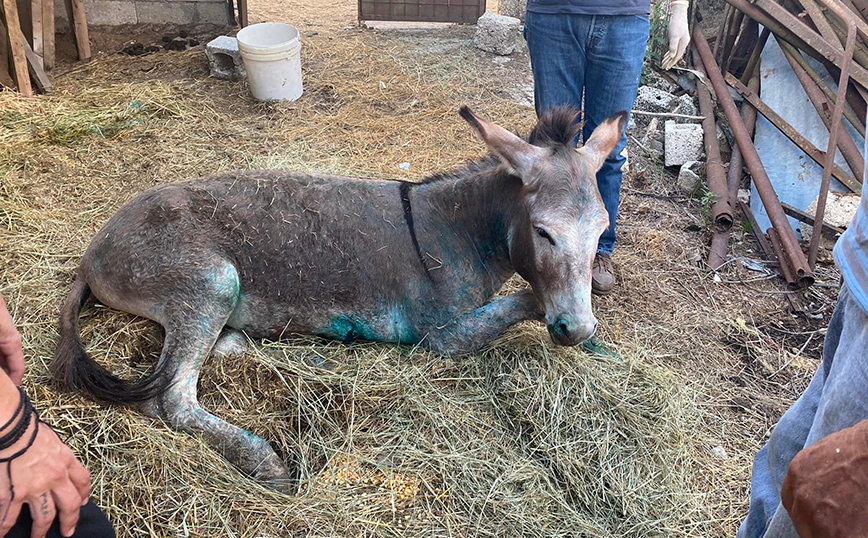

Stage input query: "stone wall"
[{"left": 55, "top": 0, "right": 231, "bottom": 28}]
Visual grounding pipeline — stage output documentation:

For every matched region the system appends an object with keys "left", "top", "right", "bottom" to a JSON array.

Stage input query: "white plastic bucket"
[{"left": 236, "top": 23, "right": 303, "bottom": 102}]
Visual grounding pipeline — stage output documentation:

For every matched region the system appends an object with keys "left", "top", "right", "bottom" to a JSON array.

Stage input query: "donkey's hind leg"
[
  {"left": 140, "top": 269, "right": 291, "bottom": 490},
  {"left": 149, "top": 322, "right": 291, "bottom": 489}
]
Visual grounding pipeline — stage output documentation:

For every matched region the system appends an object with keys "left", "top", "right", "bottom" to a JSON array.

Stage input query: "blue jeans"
[
  {"left": 524, "top": 11, "right": 649, "bottom": 255},
  {"left": 737, "top": 283, "right": 868, "bottom": 538}
]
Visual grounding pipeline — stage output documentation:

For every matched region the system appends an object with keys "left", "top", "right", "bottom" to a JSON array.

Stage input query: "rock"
[
  {"left": 473, "top": 13, "right": 521, "bottom": 56},
  {"left": 716, "top": 124, "right": 732, "bottom": 158},
  {"left": 664, "top": 121, "right": 704, "bottom": 167},
  {"left": 643, "top": 69, "right": 676, "bottom": 93},
  {"left": 205, "top": 36, "right": 246, "bottom": 80},
  {"left": 710, "top": 446, "right": 728, "bottom": 460},
  {"left": 500, "top": 0, "right": 527, "bottom": 21},
  {"left": 673, "top": 93, "right": 698, "bottom": 117},
  {"left": 737, "top": 188, "right": 750, "bottom": 204},
  {"left": 677, "top": 161, "right": 703, "bottom": 194},
  {"left": 635, "top": 85, "right": 676, "bottom": 113},
  {"left": 801, "top": 191, "right": 860, "bottom": 247}
]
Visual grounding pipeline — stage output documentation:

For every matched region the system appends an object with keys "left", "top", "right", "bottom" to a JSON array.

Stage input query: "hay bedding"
[{"left": 0, "top": 7, "right": 836, "bottom": 537}]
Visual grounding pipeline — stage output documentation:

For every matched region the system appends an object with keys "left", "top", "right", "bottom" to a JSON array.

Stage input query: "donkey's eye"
[{"left": 535, "top": 226, "right": 556, "bottom": 246}]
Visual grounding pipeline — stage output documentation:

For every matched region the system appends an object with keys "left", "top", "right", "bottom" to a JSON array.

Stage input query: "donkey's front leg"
[{"left": 426, "top": 289, "right": 543, "bottom": 355}]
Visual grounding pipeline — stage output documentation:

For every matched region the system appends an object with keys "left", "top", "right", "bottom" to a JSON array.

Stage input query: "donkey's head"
[{"left": 460, "top": 106, "right": 627, "bottom": 346}]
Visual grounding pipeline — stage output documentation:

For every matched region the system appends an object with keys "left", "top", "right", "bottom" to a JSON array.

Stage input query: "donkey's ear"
[
  {"left": 460, "top": 106, "right": 546, "bottom": 180},
  {"left": 577, "top": 111, "right": 629, "bottom": 171}
]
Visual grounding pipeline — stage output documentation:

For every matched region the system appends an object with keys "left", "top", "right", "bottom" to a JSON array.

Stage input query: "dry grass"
[{"left": 0, "top": 6, "right": 840, "bottom": 537}]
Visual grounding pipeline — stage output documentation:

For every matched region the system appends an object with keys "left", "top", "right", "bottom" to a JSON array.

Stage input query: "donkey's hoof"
[{"left": 212, "top": 330, "right": 248, "bottom": 359}]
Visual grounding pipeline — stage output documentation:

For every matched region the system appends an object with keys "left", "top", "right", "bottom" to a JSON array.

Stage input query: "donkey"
[{"left": 53, "top": 106, "right": 626, "bottom": 488}]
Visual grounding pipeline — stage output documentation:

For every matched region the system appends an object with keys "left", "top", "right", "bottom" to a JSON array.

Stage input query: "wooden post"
[
  {"left": 1, "top": 0, "right": 33, "bottom": 96},
  {"left": 69, "top": 0, "right": 89, "bottom": 60},
  {"left": 42, "top": 0, "right": 53, "bottom": 70},
  {"left": 30, "top": 0, "right": 42, "bottom": 67},
  {"left": 0, "top": 16, "right": 15, "bottom": 88},
  {"left": 238, "top": 0, "right": 248, "bottom": 27}
]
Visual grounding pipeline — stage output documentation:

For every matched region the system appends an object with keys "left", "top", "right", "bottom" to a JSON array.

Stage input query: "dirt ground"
[{"left": 0, "top": 0, "right": 844, "bottom": 536}]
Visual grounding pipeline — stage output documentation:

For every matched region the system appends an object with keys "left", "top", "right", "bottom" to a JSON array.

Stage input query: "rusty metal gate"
[{"left": 359, "top": 0, "right": 487, "bottom": 24}]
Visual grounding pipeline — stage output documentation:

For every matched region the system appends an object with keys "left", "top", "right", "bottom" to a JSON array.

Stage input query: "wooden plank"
[
  {"left": 238, "top": 0, "right": 248, "bottom": 27},
  {"left": 1, "top": 0, "right": 33, "bottom": 96},
  {"left": 0, "top": 15, "right": 15, "bottom": 88},
  {"left": 30, "top": 0, "right": 41, "bottom": 67},
  {"left": 42, "top": 0, "right": 53, "bottom": 70},
  {"left": 21, "top": 32, "right": 48, "bottom": 91},
  {"left": 69, "top": 0, "right": 88, "bottom": 60}
]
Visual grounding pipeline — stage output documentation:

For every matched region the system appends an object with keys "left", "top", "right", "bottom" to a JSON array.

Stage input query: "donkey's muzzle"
[{"left": 548, "top": 315, "right": 597, "bottom": 346}]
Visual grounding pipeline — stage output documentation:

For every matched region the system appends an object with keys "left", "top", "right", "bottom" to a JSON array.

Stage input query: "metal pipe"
[
  {"left": 726, "top": 71, "right": 862, "bottom": 192},
  {"left": 710, "top": 73, "right": 760, "bottom": 271},
  {"left": 740, "top": 27, "right": 770, "bottom": 85},
  {"left": 693, "top": 28, "right": 815, "bottom": 287},
  {"left": 726, "top": 0, "right": 868, "bottom": 88},
  {"left": 708, "top": 232, "right": 729, "bottom": 270},
  {"left": 778, "top": 38, "right": 865, "bottom": 137},
  {"left": 714, "top": 3, "right": 733, "bottom": 61},
  {"left": 809, "top": 0, "right": 858, "bottom": 268},
  {"left": 693, "top": 50, "right": 733, "bottom": 231},
  {"left": 767, "top": 227, "right": 799, "bottom": 289},
  {"left": 779, "top": 38, "right": 865, "bottom": 182}
]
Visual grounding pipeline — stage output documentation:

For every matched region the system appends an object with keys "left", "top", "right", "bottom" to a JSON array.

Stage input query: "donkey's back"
[{"left": 80, "top": 170, "right": 426, "bottom": 342}]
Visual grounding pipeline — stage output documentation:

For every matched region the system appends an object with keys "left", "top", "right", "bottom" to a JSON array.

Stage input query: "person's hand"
[
  {"left": 0, "top": 419, "right": 91, "bottom": 538},
  {"left": 0, "top": 295, "right": 24, "bottom": 387},
  {"left": 662, "top": 0, "right": 690, "bottom": 70},
  {"left": 782, "top": 419, "right": 868, "bottom": 538}
]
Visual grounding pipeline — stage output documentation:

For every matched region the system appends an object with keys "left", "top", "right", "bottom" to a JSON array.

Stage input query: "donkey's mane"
[
  {"left": 416, "top": 107, "right": 581, "bottom": 185},
  {"left": 527, "top": 106, "right": 582, "bottom": 149}
]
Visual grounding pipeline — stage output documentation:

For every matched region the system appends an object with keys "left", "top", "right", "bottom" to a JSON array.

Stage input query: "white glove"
[{"left": 662, "top": 0, "right": 690, "bottom": 70}]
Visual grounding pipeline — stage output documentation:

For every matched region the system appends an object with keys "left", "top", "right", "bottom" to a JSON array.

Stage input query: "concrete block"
[
  {"left": 635, "top": 85, "right": 676, "bottom": 113},
  {"left": 500, "top": 0, "right": 527, "bottom": 21},
  {"left": 643, "top": 69, "right": 676, "bottom": 93},
  {"left": 664, "top": 121, "right": 703, "bottom": 167},
  {"left": 473, "top": 12, "right": 520, "bottom": 56},
  {"left": 206, "top": 36, "right": 245, "bottom": 80}
]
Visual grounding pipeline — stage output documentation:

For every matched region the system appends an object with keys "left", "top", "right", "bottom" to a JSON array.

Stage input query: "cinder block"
[
  {"left": 206, "top": 35, "right": 245, "bottom": 80},
  {"left": 635, "top": 85, "right": 676, "bottom": 113},
  {"left": 664, "top": 120, "right": 703, "bottom": 167},
  {"left": 473, "top": 12, "right": 520, "bottom": 56}
]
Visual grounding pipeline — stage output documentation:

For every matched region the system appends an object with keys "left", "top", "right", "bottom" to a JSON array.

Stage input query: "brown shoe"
[{"left": 592, "top": 253, "right": 615, "bottom": 295}]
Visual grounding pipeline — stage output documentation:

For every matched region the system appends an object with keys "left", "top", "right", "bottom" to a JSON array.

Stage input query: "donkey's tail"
[{"left": 52, "top": 278, "right": 168, "bottom": 403}]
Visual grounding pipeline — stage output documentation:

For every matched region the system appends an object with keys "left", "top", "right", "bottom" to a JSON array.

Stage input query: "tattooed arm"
[
  {"left": 0, "top": 294, "right": 24, "bottom": 387},
  {"left": 0, "top": 294, "right": 91, "bottom": 538}
]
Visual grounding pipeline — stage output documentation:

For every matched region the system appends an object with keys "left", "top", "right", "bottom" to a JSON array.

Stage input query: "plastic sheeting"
[{"left": 751, "top": 35, "right": 863, "bottom": 238}]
